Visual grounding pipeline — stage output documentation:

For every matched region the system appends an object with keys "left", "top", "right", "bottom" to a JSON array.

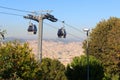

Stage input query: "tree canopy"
[
  {"left": 83, "top": 17, "right": 120, "bottom": 79},
  {"left": 0, "top": 41, "right": 41, "bottom": 80},
  {"left": 40, "top": 58, "right": 67, "bottom": 80},
  {"left": 65, "top": 55, "right": 104, "bottom": 80},
  {"left": 0, "top": 41, "right": 67, "bottom": 80}
]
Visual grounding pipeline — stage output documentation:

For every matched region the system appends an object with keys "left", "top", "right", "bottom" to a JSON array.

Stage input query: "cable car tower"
[{"left": 24, "top": 10, "right": 57, "bottom": 63}]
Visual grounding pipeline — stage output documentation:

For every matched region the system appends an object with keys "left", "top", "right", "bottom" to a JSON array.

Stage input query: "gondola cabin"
[
  {"left": 27, "top": 23, "right": 37, "bottom": 34},
  {"left": 57, "top": 28, "right": 66, "bottom": 38}
]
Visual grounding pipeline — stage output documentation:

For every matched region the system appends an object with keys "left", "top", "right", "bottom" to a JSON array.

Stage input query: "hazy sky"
[{"left": 0, "top": 0, "right": 120, "bottom": 40}]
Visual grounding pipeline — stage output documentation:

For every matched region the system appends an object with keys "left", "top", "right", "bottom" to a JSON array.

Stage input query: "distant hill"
[
  {"left": 2, "top": 37, "right": 84, "bottom": 43},
  {"left": 2, "top": 37, "right": 27, "bottom": 43},
  {"left": 27, "top": 40, "right": 84, "bottom": 66}
]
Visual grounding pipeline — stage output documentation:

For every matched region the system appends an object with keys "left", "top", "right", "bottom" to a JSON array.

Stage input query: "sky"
[{"left": 0, "top": 0, "right": 120, "bottom": 40}]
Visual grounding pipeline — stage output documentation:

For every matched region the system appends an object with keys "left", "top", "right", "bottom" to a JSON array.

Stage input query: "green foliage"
[
  {"left": 83, "top": 17, "right": 120, "bottom": 79},
  {"left": 0, "top": 41, "right": 68, "bottom": 80},
  {"left": 65, "top": 55, "right": 104, "bottom": 80},
  {"left": 0, "top": 41, "right": 41, "bottom": 80},
  {"left": 40, "top": 58, "right": 67, "bottom": 80}
]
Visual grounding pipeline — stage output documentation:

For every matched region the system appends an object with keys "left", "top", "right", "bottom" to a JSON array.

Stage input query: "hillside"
[{"left": 28, "top": 40, "right": 84, "bottom": 66}]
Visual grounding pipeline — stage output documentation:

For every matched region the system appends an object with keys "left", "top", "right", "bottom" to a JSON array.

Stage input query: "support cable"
[
  {"left": 0, "top": 5, "right": 87, "bottom": 35},
  {"left": 0, "top": 5, "right": 32, "bottom": 13},
  {"left": 0, "top": 11, "right": 24, "bottom": 16}
]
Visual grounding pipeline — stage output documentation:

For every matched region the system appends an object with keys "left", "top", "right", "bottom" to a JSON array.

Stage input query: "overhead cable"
[
  {"left": 0, "top": 6, "right": 86, "bottom": 40},
  {"left": 0, "top": 11, "right": 24, "bottom": 16},
  {"left": 0, "top": 5, "right": 32, "bottom": 13},
  {"left": 0, "top": 5, "right": 86, "bottom": 35}
]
